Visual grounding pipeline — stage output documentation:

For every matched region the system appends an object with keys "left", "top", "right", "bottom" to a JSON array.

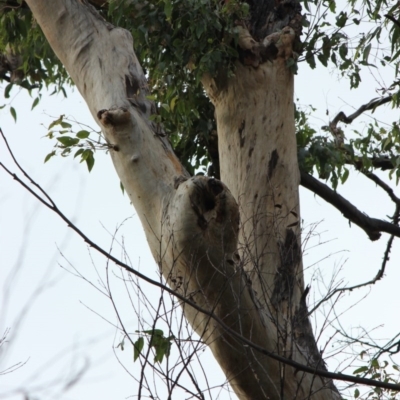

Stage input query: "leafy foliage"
[
  {"left": 1, "top": 0, "right": 400, "bottom": 184},
  {"left": 101, "top": 0, "right": 249, "bottom": 175},
  {"left": 0, "top": 3, "right": 71, "bottom": 95},
  {"left": 348, "top": 354, "right": 400, "bottom": 400}
]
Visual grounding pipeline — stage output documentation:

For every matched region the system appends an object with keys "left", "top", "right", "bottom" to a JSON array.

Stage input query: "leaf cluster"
[
  {"left": 117, "top": 328, "right": 174, "bottom": 364},
  {"left": 349, "top": 355, "right": 400, "bottom": 400},
  {"left": 102, "top": 0, "right": 248, "bottom": 174},
  {"left": 296, "top": 104, "right": 400, "bottom": 188},
  {"left": 0, "top": 3, "right": 72, "bottom": 95},
  {"left": 43, "top": 115, "right": 105, "bottom": 172}
]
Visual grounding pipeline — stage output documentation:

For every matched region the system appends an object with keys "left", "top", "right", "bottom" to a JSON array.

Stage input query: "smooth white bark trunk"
[{"left": 26, "top": 1, "right": 340, "bottom": 398}]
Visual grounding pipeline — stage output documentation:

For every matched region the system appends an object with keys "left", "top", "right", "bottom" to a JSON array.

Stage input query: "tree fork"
[{"left": 25, "top": 0, "right": 340, "bottom": 398}]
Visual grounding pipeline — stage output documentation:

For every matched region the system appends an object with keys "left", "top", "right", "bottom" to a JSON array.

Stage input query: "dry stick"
[
  {"left": 329, "top": 95, "right": 393, "bottom": 128},
  {"left": 2, "top": 129, "right": 400, "bottom": 392},
  {"left": 307, "top": 188, "right": 399, "bottom": 315},
  {"left": 300, "top": 171, "right": 400, "bottom": 240},
  {"left": 307, "top": 230, "right": 396, "bottom": 316}
]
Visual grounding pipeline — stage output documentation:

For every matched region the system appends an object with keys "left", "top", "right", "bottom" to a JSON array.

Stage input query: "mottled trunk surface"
[{"left": 25, "top": 0, "right": 339, "bottom": 399}]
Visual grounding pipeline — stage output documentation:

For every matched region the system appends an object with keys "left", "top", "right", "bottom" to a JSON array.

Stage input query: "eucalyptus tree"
[{"left": 1, "top": 0, "right": 400, "bottom": 399}]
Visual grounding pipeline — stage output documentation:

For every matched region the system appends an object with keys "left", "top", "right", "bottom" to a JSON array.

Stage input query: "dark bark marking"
[
  {"left": 271, "top": 229, "right": 301, "bottom": 307},
  {"left": 125, "top": 75, "right": 147, "bottom": 114},
  {"left": 238, "top": 120, "right": 246, "bottom": 147},
  {"left": 248, "top": 147, "right": 254, "bottom": 157},
  {"left": 267, "top": 149, "right": 279, "bottom": 180},
  {"left": 292, "top": 286, "right": 339, "bottom": 391},
  {"left": 287, "top": 221, "right": 299, "bottom": 228}
]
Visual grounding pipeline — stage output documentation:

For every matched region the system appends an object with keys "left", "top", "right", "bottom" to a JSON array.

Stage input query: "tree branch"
[
  {"left": 300, "top": 171, "right": 400, "bottom": 240},
  {"left": 3, "top": 127, "right": 400, "bottom": 392},
  {"left": 362, "top": 171, "right": 400, "bottom": 206},
  {"left": 330, "top": 95, "right": 393, "bottom": 127}
]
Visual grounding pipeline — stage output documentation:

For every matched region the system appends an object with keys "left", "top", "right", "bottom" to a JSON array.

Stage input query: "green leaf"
[
  {"left": 164, "top": 0, "right": 172, "bottom": 21},
  {"left": 57, "top": 136, "right": 79, "bottom": 147},
  {"left": 85, "top": 150, "right": 95, "bottom": 172},
  {"left": 10, "top": 106, "right": 17, "bottom": 122},
  {"left": 371, "top": 358, "right": 379, "bottom": 369},
  {"left": 142, "top": 329, "right": 164, "bottom": 337},
  {"left": 60, "top": 121, "right": 72, "bottom": 129},
  {"left": 31, "top": 97, "right": 39, "bottom": 110},
  {"left": 341, "top": 168, "right": 349, "bottom": 184},
  {"left": 363, "top": 43, "right": 372, "bottom": 62},
  {"left": 48, "top": 115, "right": 64, "bottom": 129},
  {"left": 353, "top": 366, "right": 369, "bottom": 374},
  {"left": 74, "top": 148, "right": 84, "bottom": 158},
  {"left": 5, "top": 83, "right": 13, "bottom": 99},
  {"left": 120, "top": 181, "right": 125, "bottom": 195},
  {"left": 44, "top": 151, "right": 56, "bottom": 163},
  {"left": 133, "top": 337, "right": 144, "bottom": 361},
  {"left": 76, "top": 130, "right": 90, "bottom": 139},
  {"left": 339, "top": 44, "right": 348, "bottom": 60},
  {"left": 336, "top": 12, "right": 347, "bottom": 28},
  {"left": 354, "top": 388, "right": 360, "bottom": 398}
]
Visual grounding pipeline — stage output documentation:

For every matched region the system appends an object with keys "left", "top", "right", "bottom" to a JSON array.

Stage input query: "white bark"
[{"left": 26, "top": 1, "right": 340, "bottom": 399}]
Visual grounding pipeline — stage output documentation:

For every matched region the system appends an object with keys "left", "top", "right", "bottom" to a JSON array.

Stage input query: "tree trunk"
[{"left": 25, "top": 0, "right": 340, "bottom": 398}]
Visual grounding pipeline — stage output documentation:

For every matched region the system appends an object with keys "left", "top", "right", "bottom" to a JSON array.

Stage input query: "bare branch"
[
  {"left": 308, "top": 227, "right": 396, "bottom": 315},
  {"left": 330, "top": 95, "right": 393, "bottom": 128},
  {"left": 300, "top": 170, "right": 400, "bottom": 240},
  {"left": 3, "top": 128, "right": 400, "bottom": 392},
  {"left": 362, "top": 171, "right": 400, "bottom": 206}
]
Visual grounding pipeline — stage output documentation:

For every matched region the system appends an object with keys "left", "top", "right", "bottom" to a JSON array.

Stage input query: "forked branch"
[{"left": 300, "top": 171, "right": 400, "bottom": 240}]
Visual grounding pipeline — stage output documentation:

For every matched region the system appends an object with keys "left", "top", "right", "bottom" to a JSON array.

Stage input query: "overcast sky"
[{"left": 1, "top": 48, "right": 400, "bottom": 399}]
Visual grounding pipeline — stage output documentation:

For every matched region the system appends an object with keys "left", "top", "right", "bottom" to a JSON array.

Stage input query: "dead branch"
[
  {"left": 330, "top": 95, "right": 393, "bottom": 129},
  {"left": 300, "top": 171, "right": 400, "bottom": 240}
]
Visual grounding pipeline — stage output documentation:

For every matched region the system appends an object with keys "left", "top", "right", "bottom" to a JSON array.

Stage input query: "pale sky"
[{"left": 1, "top": 53, "right": 400, "bottom": 399}]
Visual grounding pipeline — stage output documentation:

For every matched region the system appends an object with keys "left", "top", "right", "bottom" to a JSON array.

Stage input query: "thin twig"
[
  {"left": 300, "top": 171, "right": 400, "bottom": 240},
  {"left": 362, "top": 171, "right": 400, "bottom": 206},
  {"left": 2, "top": 128, "right": 400, "bottom": 392},
  {"left": 330, "top": 95, "right": 393, "bottom": 128}
]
